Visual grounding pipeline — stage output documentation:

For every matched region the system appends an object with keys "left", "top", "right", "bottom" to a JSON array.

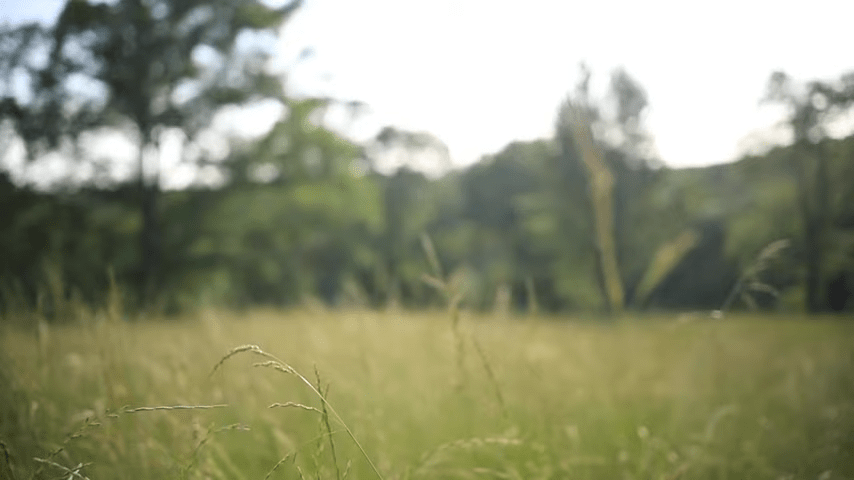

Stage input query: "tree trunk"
[
  {"left": 137, "top": 134, "right": 160, "bottom": 305},
  {"left": 803, "top": 213, "right": 823, "bottom": 312},
  {"left": 811, "top": 142, "right": 830, "bottom": 311},
  {"left": 796, "top": 141, "right": 828, "bottom": 313}
]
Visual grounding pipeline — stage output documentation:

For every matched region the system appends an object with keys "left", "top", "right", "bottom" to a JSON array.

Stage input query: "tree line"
[{"left": 1, "top": 0, "right": 853, "bottom": 318}]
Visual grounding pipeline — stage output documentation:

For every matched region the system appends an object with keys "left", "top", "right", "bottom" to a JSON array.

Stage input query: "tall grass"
[
  {"left": 1, "top": 308, "right": 853, "bottom": 479},
  {"left": 209, "top": 344, "right": 383, "bottom": 479}
]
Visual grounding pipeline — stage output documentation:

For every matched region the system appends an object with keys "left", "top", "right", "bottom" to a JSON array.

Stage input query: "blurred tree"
[
  {"left": 367, "top": 125, "right": 451, "bottom": 174},
  {"left": 607, "top": 67, "right": 657, "bottom": 163},
  {"left": 0, "top": 0, "right": 302, "bottom": 303},
  {"left": 0, "top": 171, "right": 139, "bottom": 316},
  {"left": 377, "top": 167, "right": 435, "bottom": 306},
  {"left": 363, "top": 127, "right": 450, "bottom": 306},
  {"left": 204, "top": 97, "right": 383, "bottom": 307},
  {"left": 763, "top": 70, "right": 854, "bottom": 311},
  {"left": 453, "top": 141, "right": 545, "bottom": 309}
]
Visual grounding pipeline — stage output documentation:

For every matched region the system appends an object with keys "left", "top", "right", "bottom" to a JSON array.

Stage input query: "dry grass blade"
[
  {"left": 342, "top": 459, "right": 352, "bottom": 479},
  {"left": 754, "top": 239, "right": 791, "bottom": 266},
  {"left": 33, "top": 458, "right": 92, "bottom": 480},
  {"left": 213, "top": 423, "right": 250, "bottom": 433},
  {"left": 315, "top": 366, "right": 341, "bottom": 480},
  {"left": 31, "top": 415, "right": 102, "bottom": 478},
  {"left": 568, "top": 106, "right": 624, "bottom": 311},
  {"left": 264, "top": 452, "right": 298, "bottom": 480},
  {"left": 269, "top": 402, "right": 322, "bottom": 414},
  {"left": 421, "top": 274, "right": 447, "bottom": 293},
  {"left": 215, "top": 345, "right": 385, "bottom": 479},
  {"left": 121, "top": 404, "right": 228, "bottom": 413},
  {"left": 472, "top": 337, "right": 508, "bottom": 421},
  {"left": 183, "top": 423, "right": 251, "bottom": 476},
  {"left": 745, "top": 281, "right": 781, "bottom": 297},
  {"left": 263, "top": 430, "right": 345, "bottom": 480},
  {"left": 720, "top": 238, "right": 791, "bottom": 313},
  {"left": 421, "top": 233, "right": 444, "bottom": 279}
]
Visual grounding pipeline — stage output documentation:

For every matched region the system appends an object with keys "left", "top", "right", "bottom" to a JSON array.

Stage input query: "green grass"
[{"left": 1, "top": 309, "right": 853, "bottom": 479}]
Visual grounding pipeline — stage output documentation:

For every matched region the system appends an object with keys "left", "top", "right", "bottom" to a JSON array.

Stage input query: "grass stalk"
[
  {"left": 29, "top": 415, "right": 102, "bottom": 480},
  {"left": 182, "top": 423, "right": 250, "bottom": 479},
  {"left": 315, "top": 365, "right": 341, "bottom": 480},
  {"left": 212, "top": 344, "right": 384, "bottom": 480},
  {"left": 32, "top": 458, "right": 92, "bottom": 480},
  {"left": 471, "top": 338, "right": 508, "bottom": 421},
  {"left": 420, "top": 233, "right": 469, "bottom": 387},
  {"left": 120, "top": 404, "right": 228, "bottom": 413},
  {"left": 263, "top": 429, "right": 345, "bottom": 480},
  {"left": 719, "top": 239, "right": 790, "bottom": 314}
]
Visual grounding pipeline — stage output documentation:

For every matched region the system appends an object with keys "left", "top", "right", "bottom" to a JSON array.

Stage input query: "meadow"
[{"left": 1, "top": 309, "right": 853, "bottom": 480}]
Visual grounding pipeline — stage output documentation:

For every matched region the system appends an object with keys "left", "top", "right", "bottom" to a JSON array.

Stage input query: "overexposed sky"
[{"left": 3, "top": 0, "right": 854, "bottom": 170}]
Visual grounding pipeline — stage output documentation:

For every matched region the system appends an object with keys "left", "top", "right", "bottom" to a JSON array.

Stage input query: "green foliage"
[
  {"left": 4, "top": 128, "right": 854, "bottom": 314},
  {"left": 0, "top": 0, "right": 303, "bottom": 308},
  {"left": 3, "top": 36, "right": 854, "bottom": 315},
  {"left": 762, "top": 70, "right": 854, "bottom": 311}
]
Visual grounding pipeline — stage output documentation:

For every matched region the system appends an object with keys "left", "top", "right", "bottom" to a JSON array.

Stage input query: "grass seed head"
[
  {"left": 253, "top": 360, "right": 294, "bottom": 375},
  {"left": 210, "top": 344, "right": 264, "bottom": 375}
]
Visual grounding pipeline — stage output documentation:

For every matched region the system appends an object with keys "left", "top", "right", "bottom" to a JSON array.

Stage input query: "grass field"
[{"left": 1, "top": 309, "right": 853, "bottom": 479}]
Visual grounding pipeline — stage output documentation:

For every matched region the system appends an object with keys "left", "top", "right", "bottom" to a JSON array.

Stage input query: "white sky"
[{"left": 3, "top": 0, "right": 854, "bottom": 172}]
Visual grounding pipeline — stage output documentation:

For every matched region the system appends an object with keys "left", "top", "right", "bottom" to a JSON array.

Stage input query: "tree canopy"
[{"left": 1, "top": 6, "right": 853, "bottom": 317}]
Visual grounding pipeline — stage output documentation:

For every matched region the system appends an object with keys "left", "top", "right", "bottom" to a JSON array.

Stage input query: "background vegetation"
[
  {"left": 1, "top": 1, "right": 853, "bottom": 317},
  {"left": 1, "top": 2, "right": 853, "bottom": 478}
]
